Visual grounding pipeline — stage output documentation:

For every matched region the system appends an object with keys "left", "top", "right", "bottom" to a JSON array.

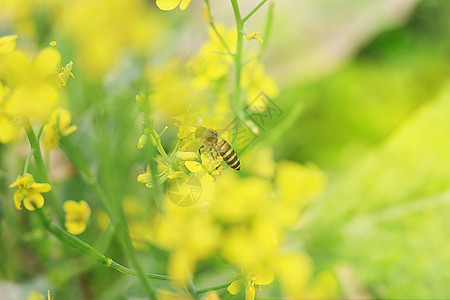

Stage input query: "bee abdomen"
[{"left": 216, "top": 138, "right": 240, "bottom": 171}]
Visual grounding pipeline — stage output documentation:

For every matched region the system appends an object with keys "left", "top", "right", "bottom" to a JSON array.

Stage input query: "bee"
[{"left": 195, "top": 126, "right": 240, "bottom": 171}]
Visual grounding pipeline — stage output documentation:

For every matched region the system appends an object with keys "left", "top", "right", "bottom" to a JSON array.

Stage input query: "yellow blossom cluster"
[
  {"left": 133, "top": 113, "right": 334, "bottom": 299},
  {"left": 0, "top": 35, "right": 75, "bottom": 145}
]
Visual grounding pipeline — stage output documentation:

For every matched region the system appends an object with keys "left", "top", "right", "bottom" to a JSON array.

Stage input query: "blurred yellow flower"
[
  {"left": 242, "top": 60, "right": 279, "bottom": 109},
  {"left": 275, "top": 160, "right": 326, "bottom": 206},
  {"left": 0, "top": 45, "right": 62, "bottom": 119},
  {"left": 187, "top": 24, "right": 235, "bottom": 89},
  {"left": 272, "top": 252, "right": 313, "bottom": 298},
  {"left": 63, "top": 200, "right": 91, "bottom": 235},
  {"left": 227, "top": 267, "right": 274, "bottom": 300},
  {"left": 27, "top": 291, "right": 45, "bottom": 300},
  {"left": 0, "top": 35, "right": 18, "bottom": 54},
  {"left": 153, "top": 203, "right": 221, "bottom": 281},
  {"left": 202, "top": 291, "right": 221, "bottom": 300},
  {"left": 0, "top": 81, "right": 20, "bottom": 144},
  {"left": 42, "top": 108, "right": 77, "bottom": 150},
  {"left": 59, "top": 0, "right": 163, "bottom": 79},
  {"left": 156, "top": 0, "right": 191, "bottom": 11},
  {"left": 245, "top": 31, "right": 263, "bottom": 45},
  {"left": 9, "top": 173, "right": 51, "bottom": 211}
]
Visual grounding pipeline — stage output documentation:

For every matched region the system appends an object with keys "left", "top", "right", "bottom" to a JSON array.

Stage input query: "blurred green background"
[{"left": 1, "top": 0, "right": 450, "bottom": 299}]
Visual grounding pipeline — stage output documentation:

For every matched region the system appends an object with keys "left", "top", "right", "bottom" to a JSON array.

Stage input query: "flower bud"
[
  {"left": 176, "top": 151, "right": 198, "bottom": 161},
  {"left": 137, "top": 134, "right": 147, "bottom": 149}
]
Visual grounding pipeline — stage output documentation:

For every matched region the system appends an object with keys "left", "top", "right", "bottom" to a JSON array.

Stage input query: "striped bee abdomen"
[{"left": 216, "top": 138, "right": 240, "bottom": 170}]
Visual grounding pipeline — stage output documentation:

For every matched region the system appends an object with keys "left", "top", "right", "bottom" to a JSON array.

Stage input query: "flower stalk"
[{"left": 22, "top": 117, "right": 64, "bottom": 224}]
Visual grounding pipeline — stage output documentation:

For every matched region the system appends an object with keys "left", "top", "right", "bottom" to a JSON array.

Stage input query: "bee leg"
[{"left": 198, "top": 145, "right": 205, "bottom": 158}]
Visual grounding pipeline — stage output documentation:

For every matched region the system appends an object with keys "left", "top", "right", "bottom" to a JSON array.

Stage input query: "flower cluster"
[
  {"left": 0, "top": 35, "right": 74, "bottom": 145},
  {"left": 134, "top": 113, "right": 334, "bottom": 299}
]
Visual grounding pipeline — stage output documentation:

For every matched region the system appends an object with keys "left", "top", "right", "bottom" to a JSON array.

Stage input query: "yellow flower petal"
[
  {"left": 185, "top": 161, "right": 202, "bottom": 172},
  {"left": 244, "top": 283, "right": 256, "bottom": 300},
  {"left": 14, "top": 190, "right": 23, "bottom": 210},
  {"left": 63, "top": 200, "right": 80, "bottom": 213},
  {"left": 0, "top": 50, "right": 30, "bottom": 87},
  {"left": 30, "top": 182, "right": 51, "bottom": 193},
  {"left": 156, "top": 0, "right": 181, "bottom": 11},
  {"left": 227, "top": 279, "right": 242, "bottom": 295},
  {"left": 32, "top": 47, "right": 61, "bottom": 79},
  {"left": 23, "top": 193, "right": 45, "bottom": 211},
  {"left": 179, "top": 0, "right": 192, "bottom": 10},
  {"left": 65, "top": 220, "right": 87, "bottom": 235},
  {"left": 253, "top": 270, "right": 274, "bottom": 285},
  {"left": 8, "top": 81, "right": 59, "bottom": 118},
  {"left": 60, "top": 124, "right": 77, "bottom": 137},
  {"left": 78, "top": 200, "right": 92, "bottom": 219},
  {"left": 64, "top": 200, "right": 91, "bottom": 235},
  {"left": 0, "top": 35, "right": 18, "bottom": 54}
]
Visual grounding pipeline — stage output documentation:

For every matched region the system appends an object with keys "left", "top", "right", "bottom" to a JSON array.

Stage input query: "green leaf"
[{"left": 302, "top": 82, "right": 450, "bottom": 298}]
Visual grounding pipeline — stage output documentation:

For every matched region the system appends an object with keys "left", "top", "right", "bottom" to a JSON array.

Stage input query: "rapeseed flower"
[
  {"left": 0, "top": 42, "right": 62, "bottom": 119},
  {"left": 245, "top": 31, "right": 263, "bottom": 45},
  {"left": 42, "top": 108, "right": 77, "bottom": 150},
  {"left": 63, "top": 200, "right": 91, "bottom": 235},
  {"left": 227, "top": 267, "right": 274, "bottom": 300},
  {"left": 156, "top": 0, "right": 191, "bottom": 11},
  {"left": 9, "top": 173, "right": 51, "bottom": 211}
]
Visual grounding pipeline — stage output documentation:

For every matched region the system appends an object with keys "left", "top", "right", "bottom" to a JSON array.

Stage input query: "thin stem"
[
  {"left": 196, "top": 281, "right": 234, "bottom": 294},
  {"left": 204, "top": 0, "right": 233, "bottom": 54},
  {"left": 108, "top": 260, "right": 172, "bottom": 281},
  {"left": 34, "top": 206, "right": 171, "bottom": 281},
  {"left": 260, "top": 1, "right": 274, "bottom": 56},
  {"left": 230, "top": 0, "right": 245, "bottom": 118},
  {"left": 22, "top": 117, "right": 64, "bottom": 224},
  {"left": 23, "top": 149, "right": 35, "bottom": 175},
  {"left": 243, "top": 0, "right": 268, "bottom": 23},
  {"left": 59, "top": 137, "right": 157, "bottom": 299}
]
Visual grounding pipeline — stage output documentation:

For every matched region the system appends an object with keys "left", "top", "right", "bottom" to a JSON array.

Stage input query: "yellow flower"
[
  {"left": 245, "top": 31, "right": 263, "bottom": 45},
  {"left": 227, "top": 267, "right": 274, "bottom": 300},
  {"left": 0, "top": 81, "right": 20, "bottom": 144},
  {"left": 42, "top": 108, "right": 78, "bottom": 150},
  {"left": 63, "top": 200, "right": 91, "bottom": 235},
  {"left": 27, "top": 291, "right": 45, "bottom": 300},
  {"left": 0, "top": 45, "right": 62, "bottom": 119},
  {"left": 0, "top": 35, "right": 18, "bottom": 54},
  {"left": 156, "top": 0, "right": 191, "bottom": 11},
  {"left": 9, "top": 173, "right": 51, "bottom": 211},
  {"left": 185, "top": 152, "right": 222, "bottom": 177}
]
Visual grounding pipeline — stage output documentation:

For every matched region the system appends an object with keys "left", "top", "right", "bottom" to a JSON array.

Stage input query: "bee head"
[{"left": 194, "top": 126, "right": 207, "bottom": 139}]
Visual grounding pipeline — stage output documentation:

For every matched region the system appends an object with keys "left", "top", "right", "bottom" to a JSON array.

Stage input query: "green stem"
[
  {"left": 196, "top": 281, "right": 234, "bottom": 294},
  {"left": 230, "top": 0, "right": 245, "bottom": 118},
  {"left": 34, "top": 207, "right": 171, "bottom": 281},
  {"left": 260, "top": 1, "right": 274, "bottom": 56},
  {"left": 23, "top": 149, "right": 35, "bottom": 175},
  {"left": 59, "top": 137, "right": 117, "bottom": 223},
  {"left": 35, "top": 207, "right": 107, "bottom": 264},
  {"left": 204, "top": 0, "right": 233, "bottom": 54},
  {"left": 59, "top": 137, "right": 157, "bottom": 299},
  {"left": 243, "top": 0, "right": 268, "bottom": 23},
  {"left": 108, "top": 260, "right": 172, "bottom": 280},
  {"left": 22, "top": 117, "right": 64, "bottom": 225}
]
